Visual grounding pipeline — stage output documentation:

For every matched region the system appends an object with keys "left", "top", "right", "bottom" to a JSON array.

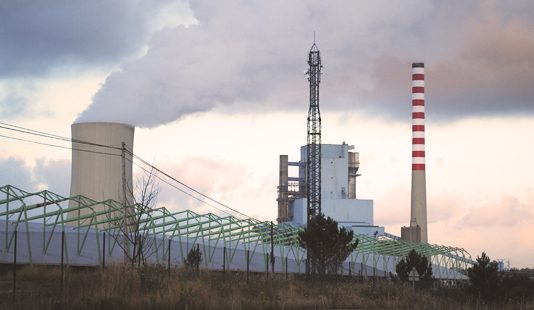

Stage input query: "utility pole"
[
  {"left": 306, "top": 38, "right": 322, "bottom": 222},
  {"left": 270, "top": 221, "right": 275, "bottom": 276},
  {"left": 121, "top": 142, "right": 128, "bottom": 207},
  {"left": 121, "top": 142, "right": 130, "bottom": 263}
]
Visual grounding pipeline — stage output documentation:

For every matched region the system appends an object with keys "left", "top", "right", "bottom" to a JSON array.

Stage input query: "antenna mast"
[{"left": 306, "top": 40, "right": 322, "bottom": 222}]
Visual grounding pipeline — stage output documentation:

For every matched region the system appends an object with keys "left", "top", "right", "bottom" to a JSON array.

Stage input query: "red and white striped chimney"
[
  {"left": 410, "top": 62, "right": 428, "bottom": 243},
  {"left": 412, "top": 63, "right": 426, "bottom": 171}
]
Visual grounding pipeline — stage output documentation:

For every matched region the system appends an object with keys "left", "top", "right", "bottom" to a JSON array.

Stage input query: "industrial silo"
[{"left": 68, "top": 122, "right": 134, "bottom": 224}]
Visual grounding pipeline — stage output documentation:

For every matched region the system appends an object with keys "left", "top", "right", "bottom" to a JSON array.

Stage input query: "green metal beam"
[{"left": 0, "top": 184, "right": 473, "bottom": 272}]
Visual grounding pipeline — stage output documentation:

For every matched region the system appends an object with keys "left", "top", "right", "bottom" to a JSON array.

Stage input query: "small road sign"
[
  {"left": 409, "top": 267, "right": 420, "bottom": 282},
  {"left": 409, "top": 267, "right": 419, "bottom": 291}
]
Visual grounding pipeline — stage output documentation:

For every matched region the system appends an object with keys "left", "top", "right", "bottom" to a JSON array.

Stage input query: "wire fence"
[{"left": 0, "top": 224, "right": 467, "bottom": 279}]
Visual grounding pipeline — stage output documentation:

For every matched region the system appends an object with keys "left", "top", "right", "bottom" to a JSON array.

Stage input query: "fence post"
[
  {"left": 167, "top": 239, "right": 171, "bottom": 276},
  {"left": 102, "top": 231, "right": 106, "bottom": 270},
  {"left": 12, "top": 230, "right": 17, "bottom": 301},
  {"left": 265, "top": 253, "right": 269, "bottom": 280},
  {"left": 270, "top": 221, "right": 274, "bottom": 277},
  {"left": 223, "top": 246, "right": 226, "bottom": 278},
  {"left": 61, "top": 230, "right": 65, "bottom": 292},
  {"left": 285, "top": 255, "right": 288, "bottom": 281},
  {"left": 246, "top": 249, "right": 250, "bottom": 281},
  {"left": 195, "top": 244, "right": 200, "bottom": 276}
]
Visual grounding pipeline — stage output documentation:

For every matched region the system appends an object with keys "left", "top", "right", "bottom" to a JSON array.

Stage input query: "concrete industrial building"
[
  {"left": 277, "top": 143, "right": 384, "bottom": 236},
  {"left": 68, "top": 122, "right": 134, "bottom": 222}
]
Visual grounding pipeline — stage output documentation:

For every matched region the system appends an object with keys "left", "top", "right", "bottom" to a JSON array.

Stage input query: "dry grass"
[{"left": 0, "top": 265, "right": 532, "bottom": 309}]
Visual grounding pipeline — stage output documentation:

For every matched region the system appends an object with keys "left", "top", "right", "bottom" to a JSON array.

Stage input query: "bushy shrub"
[{"left": 184, "top": 245, "right": 202, "bottom": 272}]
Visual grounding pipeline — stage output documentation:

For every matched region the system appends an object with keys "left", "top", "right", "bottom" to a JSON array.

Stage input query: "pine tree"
[
  {"left": 298, "top": 213, "right": 358, "bottom": 275},
  {"left": 395, "top": 249, "right": 433, "bottom": 282},
  {"left": 467, "top": 252, "right": 500, "bottom": 300}
]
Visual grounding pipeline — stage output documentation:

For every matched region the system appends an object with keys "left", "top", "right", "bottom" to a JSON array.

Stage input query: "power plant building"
[{"left": 277, "top": 143, "right": 384, "bottom": 236}]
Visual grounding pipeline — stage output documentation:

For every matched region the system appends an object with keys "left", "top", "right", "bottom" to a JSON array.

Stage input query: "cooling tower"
[{"left": 69, "top": 122, "right": 134, "bottom": 222}]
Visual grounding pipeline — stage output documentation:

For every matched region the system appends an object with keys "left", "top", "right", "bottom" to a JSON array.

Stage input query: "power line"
[
  {"left": 127, "top": 158, "right": 235, "bottom": 218},
  {"left": 0, "top": 122, "right": 122, "bottom": 150},
  {"left": 0, "top": 133, "right": 121, "bottom": 157},
  {"left": 0, "top": 121, "right": 252, "bottom": 219},
  {"left": 126, "top": 150, "right": 252, "bottom": 219},
  {"left": 0, "top": 122, "right": 70, "bottom": 141}
]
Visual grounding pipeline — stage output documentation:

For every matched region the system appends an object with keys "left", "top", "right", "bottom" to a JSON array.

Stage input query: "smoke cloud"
[{"left": 76, "top": 0, "right": 534, "bottom": 127}]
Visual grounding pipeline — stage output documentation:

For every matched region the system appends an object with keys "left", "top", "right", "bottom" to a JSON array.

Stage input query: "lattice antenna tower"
[{"left": 306, "top": 38, "right": 322, "bottom": 222}]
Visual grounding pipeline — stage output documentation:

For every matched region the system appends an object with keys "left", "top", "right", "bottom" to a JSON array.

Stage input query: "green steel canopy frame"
[{"left": 0, "top": 185, "right": 473, "bottom": 278}]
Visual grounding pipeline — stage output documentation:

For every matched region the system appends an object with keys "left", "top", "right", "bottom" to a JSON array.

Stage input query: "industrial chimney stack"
[{"left": 401, "top": 62, "right": 428, "bottom": 243}]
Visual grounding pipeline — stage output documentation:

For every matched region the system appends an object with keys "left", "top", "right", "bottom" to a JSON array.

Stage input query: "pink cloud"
[
  {"left": 430, "top": 194, "right": 534, "bottom": 267},
  {"left": 458, "top": 195, "right": 532, "bottom": 228},
  {"left": 374, "top": 185, "right": 410, "bottom": 226},
  {"left": 375, "top": 188, "right": 464, "bottom": 227},
  {"left": 431, "top": 215, "right": 534, "bottom": 268},
  {"left": 135, "top": 157, "right": 276, "bottom": 219},
  {"left": 427, "top": 192, "right": 463, "bottom": 224}
]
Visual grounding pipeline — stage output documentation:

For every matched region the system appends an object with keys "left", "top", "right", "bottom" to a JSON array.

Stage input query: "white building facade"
[{"left": 277, "top": 143, "right": 384, "bottom": 236}]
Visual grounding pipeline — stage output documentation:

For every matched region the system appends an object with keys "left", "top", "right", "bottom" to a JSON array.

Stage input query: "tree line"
[{"left": 298, "top": 213, "right": 534, "bottom": 303}]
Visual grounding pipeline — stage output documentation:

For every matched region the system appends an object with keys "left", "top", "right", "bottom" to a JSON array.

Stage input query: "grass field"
[{"left": 0, "top": 265, "right": 532, "bottom": 309}]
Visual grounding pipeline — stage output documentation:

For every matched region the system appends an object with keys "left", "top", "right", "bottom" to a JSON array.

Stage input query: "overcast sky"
[{"left": 1, "top": 0, "right": 533, "bottom": 268}]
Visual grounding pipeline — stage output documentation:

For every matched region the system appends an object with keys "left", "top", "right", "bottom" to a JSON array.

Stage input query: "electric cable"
[
  {"left": 0, "top": 133, "right": 121, "bottom": 157},
  {"left": 0, "top": 122, "right": 122, "bottom": 150},
  {"left": 126, "top": 157, "right": 235, "bottom": 218},
  {"left": 126, "top": 149, "right": 251, "bottom": 219},
  {"left": 0, "top": 121, "right": 252, "bottom": 219}
]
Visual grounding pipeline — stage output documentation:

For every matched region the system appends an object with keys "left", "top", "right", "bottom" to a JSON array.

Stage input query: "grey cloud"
[
  {"left": 0, "top": 157, "right": 36, "bottom": 190},
  {"left": 0, "top": 79, "right": 42, "bottom": 120},
  {"left": 0, "top": 0, "right": 188, "bottom": 77},
  {"left": 358, "top": 0, "right": 534, "bottom": 121},
  {"left": 77, "top": 0, "right": 534, "bottom": 127},
  {"left": 0, "top": 81, "right": 36, "bottom": 118},
  {"left": 0, "top": 157, "right": 70, "bottom": 196},
  {"left": 0, "top": 94, "right": 28, "bottom": 118},
  {"left": 34, "top": 158, "right": 71, "bottom": 196}
]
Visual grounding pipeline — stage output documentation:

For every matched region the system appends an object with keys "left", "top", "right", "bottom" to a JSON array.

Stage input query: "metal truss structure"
[
  {"left": 306, "top": 42, "right": 322, "bottom": 221},
  {"left": 0, "top": 185, "right": 473, "bottom": 279}
]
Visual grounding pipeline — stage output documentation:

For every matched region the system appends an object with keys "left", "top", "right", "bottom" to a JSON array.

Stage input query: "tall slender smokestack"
[{"left": 410, "top": 62, "right": 428, "bottom": 243}]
